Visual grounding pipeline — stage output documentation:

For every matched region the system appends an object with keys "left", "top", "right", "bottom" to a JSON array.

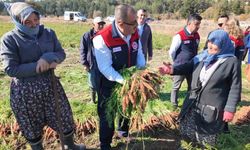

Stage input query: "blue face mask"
[{"left": 14, "top": 18, "right": 40, "bottom": 37}]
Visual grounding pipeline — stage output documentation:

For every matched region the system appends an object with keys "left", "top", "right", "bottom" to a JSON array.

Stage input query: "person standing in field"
[
  {"left": 217, "top": 15, "right": 229, "bottom": 30},
  {"left": 0, "top": 2, "right": 85, "bottom": 150},
  {"left": 169, "top": 14, "right": 202, "bottom": 109},
  {"left": 79, "top": 16, "right": 106, "bottom": 103},
  {"left": 159, "top": 30, "right": 241, "bottom": 147},
  {"left": 92, "top": 4, "right": 145, "bottom": 150},
  {"left": 137, "top": 9, "right": 153, "bottom": 62},
  {"left": 224, "top": 18, "right": 245, "bottom": 62},
  {"left": 203, "top": 15, "right": 229, "bottom": 50}
]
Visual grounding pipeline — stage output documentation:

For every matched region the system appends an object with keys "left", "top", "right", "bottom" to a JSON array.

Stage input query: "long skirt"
[
  {"left": 10, "top": 76, "right": 75, "bottom": 140},
  {"left": 179, "top": 109, "right": 217, "bottom": 146}
]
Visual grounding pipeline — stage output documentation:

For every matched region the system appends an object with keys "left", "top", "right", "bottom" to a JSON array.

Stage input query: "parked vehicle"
[{"left": 64, "top": 11, "right": 87, "bottom": 22}]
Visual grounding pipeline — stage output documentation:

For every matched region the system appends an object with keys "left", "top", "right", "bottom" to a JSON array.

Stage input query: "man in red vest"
[
  {"left": 92, "top": 4, "right": 145, "bottom": 150},
  {"left": 169, "top": 14, "right": 202, "bottom": 109}
]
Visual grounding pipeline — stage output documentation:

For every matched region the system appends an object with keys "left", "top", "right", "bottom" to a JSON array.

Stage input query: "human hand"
[
  {"left": 50, "top": 62, "right": 58, "bottom": 69},
  {"left": 84, "top": 65, "right": 90, "bottom": 72},
  {"left": 158, "top": 62, "right": 173, "bottom": 75},
  {"left": 223, "top": 111, "right": 235, "bottom": 122},
  {"left": 36, "top": 58, "right": 50, "bottom": 73}
]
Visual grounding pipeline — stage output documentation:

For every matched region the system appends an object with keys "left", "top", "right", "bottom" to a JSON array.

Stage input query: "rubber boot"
[
  {"left": 63, "top": 132, "right": 86, "bottom": 150},
  {"left": 29, "top": 139, "right": 43, "bottom": 150}
]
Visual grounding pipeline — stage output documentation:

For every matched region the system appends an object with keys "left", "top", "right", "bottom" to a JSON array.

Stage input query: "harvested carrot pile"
[
  {"left": 43, "top": 118, "right": 98, "bottom": 140},
  {"left": 232, "top": 106, "right": 250, "bottom": 125},
  {"left": 75, "top": 118, "right": 97, "bottom": 136},
  {"left": 129, "top": 112, "right": 179, "bottom": 132},
  {"left": 0, "top": 118, "right": 98, "bottom": 143}
]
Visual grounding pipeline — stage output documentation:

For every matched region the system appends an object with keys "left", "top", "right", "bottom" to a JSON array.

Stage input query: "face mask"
[
  {"left": 14, "top": 18, "right": 40, "bottom": 37},
  {"left": 4, "top": 3, "right": 40, "bottom": 38}
]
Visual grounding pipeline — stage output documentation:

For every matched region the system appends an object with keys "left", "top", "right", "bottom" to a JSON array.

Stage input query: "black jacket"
[
  {"left": 174, "top": 57, "right": 241, "bottom": 114},
  {"left": 79, "top": 28, "right": 95, "bottom": 69}
]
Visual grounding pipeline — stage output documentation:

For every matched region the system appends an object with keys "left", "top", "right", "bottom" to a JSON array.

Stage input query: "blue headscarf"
[
  {"left": 4, "top": 2, "right": 40, "bottom": 38},
  {"left": 194, "top": 29, "right": 235, "bottom": 67}
]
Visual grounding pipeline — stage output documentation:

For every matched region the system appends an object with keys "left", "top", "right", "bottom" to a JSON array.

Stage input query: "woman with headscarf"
[
  {"left": 0, "top": 2, "right": 85, "bottom": 150},
  {"left": 159, "top": 30, "right": 241, "bottom": 146}
]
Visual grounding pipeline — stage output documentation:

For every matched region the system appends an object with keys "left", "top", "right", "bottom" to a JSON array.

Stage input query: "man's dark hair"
[
  {"left": 138, "top": 9, "right": 147, "bottom": 13},
  {"left": 187, "top": 13, "right": 202, "bottom": 23},
  {"left": 218, "top": 14, "right": 229, "bottom": 20}
]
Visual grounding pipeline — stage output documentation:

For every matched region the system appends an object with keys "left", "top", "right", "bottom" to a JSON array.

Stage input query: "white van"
[{"left": 64, "top": 11, "right": 87, "bottom": 22}]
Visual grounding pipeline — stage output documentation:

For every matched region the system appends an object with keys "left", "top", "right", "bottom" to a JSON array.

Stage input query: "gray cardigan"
[
  {"left": 0, "top": 25, "right": 65, "bottom": 79},
  {"left": 174, "top": 57, "right": 241, "bottom": 113},
  {"left": 140, "top": 23, "right": 153, "bottom": 61}
]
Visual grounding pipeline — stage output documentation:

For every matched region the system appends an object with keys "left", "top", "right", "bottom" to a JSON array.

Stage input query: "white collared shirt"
[
  {"left": 137, "top": 24, "right": 145, "bottom": 37},
  {"left": 93, "top": 23, "right": 145, "bottom": 84},
  {"left": 199, "top": 58, "right": 227, "bottom": 87},
  {"left": 115, "top": 23, "right": 131, "bottom": 47},
  {"left": 169, "top": 28, "right": 194, "bottom": 61}
]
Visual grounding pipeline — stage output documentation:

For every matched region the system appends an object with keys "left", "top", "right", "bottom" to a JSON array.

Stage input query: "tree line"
[{"left": 0, "top": 0, "right": 249, "bottom": 19}]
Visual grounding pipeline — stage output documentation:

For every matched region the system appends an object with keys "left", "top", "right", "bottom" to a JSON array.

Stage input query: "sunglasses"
[{"left": 218, "top": 23, "right": 223, "bottom": 27}]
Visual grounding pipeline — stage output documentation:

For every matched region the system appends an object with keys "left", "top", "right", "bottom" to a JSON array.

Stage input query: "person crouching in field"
[
  {"left": 159, "top": 30, "right": 241, "bottom": 147},
  {"left": 0, "top": 2, "right": 85, "bottom": 150},
  {"left": 79, "top": 17, "right": 106, "bottom": 103}
]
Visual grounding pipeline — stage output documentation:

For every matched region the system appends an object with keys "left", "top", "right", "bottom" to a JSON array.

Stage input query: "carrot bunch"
[
  {"left": 120, "top": 70, "right": 162, "bottom": 113},
  {"left": 106, "top": 67, "right": 163, "bottom": 127}
]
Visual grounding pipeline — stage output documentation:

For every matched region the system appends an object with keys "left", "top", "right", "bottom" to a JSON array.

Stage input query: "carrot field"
[{"left": 0, "top": 17, "right": 249, "bottom": 150}]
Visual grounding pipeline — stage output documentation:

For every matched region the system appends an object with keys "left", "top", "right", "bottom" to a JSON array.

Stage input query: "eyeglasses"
[
  {"left": 218, "top": 23, "right": 223, "bottom": 27},
  {"left": 123, "top": 20, "right": 138, "bottom": 26}
]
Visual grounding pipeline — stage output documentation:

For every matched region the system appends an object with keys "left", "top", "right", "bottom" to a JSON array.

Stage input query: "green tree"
[
  {"left": 231, "top": 0, "right": 245, "bottom": 15},
  {"left": 134, "top": 1, "right": 149, "bottom": 12},
  {"left": 56, "top": 0, "right": 67, "bottom": 16},
  {"left": 216, "top": 0, "right": 230, "bottom": 17},
  {"left": 180, "top": 0, "right": 198, "bottom": 18},
  {"left": 151, "top": 1, "right": 163, "bottom": 14},
  {"left": 167, "top": 0, "right": 182, "bottom": 13}
]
